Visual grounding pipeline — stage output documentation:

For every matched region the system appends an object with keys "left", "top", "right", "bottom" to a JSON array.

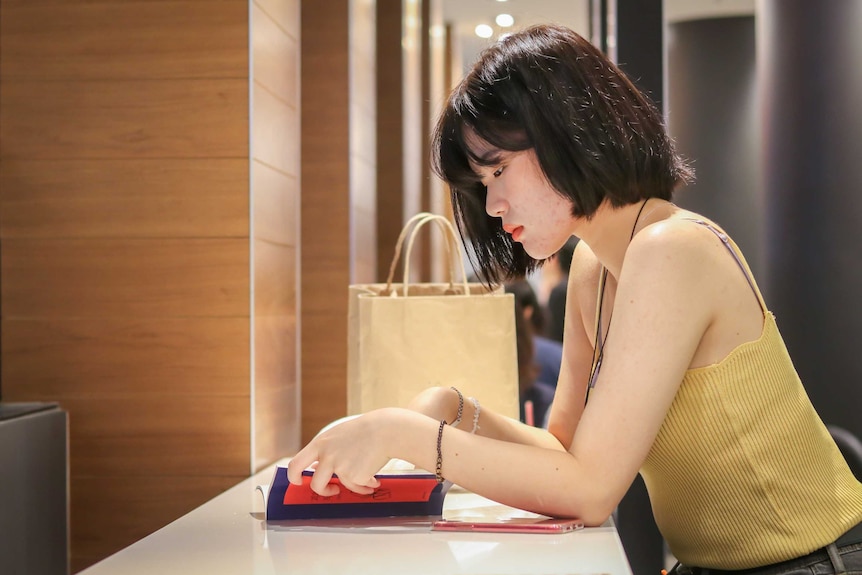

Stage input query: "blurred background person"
[
  {"left": 505, "top": 279, "right": 563, "bottom": 388},
  {"left": 513, "top": 296, "right": 556, "bottom": 427},
  {"left": 506, "top": 281, "right": 560, "bottom": 428},
  {"left": 544, "top": 237, "right": 578, "bottom": 343}
]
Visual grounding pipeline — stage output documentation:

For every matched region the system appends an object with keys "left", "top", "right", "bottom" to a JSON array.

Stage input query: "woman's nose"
[{"left": 485, "top": 185, "right": 508, "bottom": 217}]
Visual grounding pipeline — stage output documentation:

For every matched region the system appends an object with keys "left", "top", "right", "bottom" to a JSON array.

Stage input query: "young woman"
[{"left": 288, "top": 24, "right": 862, "bottom": 573}]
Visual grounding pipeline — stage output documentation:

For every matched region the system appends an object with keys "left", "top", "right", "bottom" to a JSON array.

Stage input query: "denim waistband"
[{"left": 683, "top": 520, "right": 862, "bottom": 575}]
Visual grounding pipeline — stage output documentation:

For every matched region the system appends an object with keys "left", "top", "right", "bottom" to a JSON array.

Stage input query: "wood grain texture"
[
  {"left": 253, "top": 314, "right": 296, "bottom": 396},
  {"left": 0, "top": 1, "right": 248, "bottom": 80},
  {"left": 301, "top": 2, "right": 352, "bottom": 443},
  {"left": 63, "top": 395, "right": 250, "bottom": 477},
  {"left": 1, "top": 238, "right": 249, "bottom": 318},
  {"left": 1, "top": 318, "right": 249, "bottom": 398},
  {"left": 254, "top": 384, "right": 300, "bottom": 471},
  {"left": 250, "top": 0, "right": 301, "bottom": 470},
  {"left": 254, "top": 241, "right": 295, "bottom": 317},
  {"left": 0, "top": 0, "right": 303, "bottom": 571},
  {"left": 70, "top": 474, "right": 243, "bottom": 573},
  {"left": 0, "top": 78, "right": 248, "bottom": 160},
  {"left": 0, "top": 158, "right": 249, "bottom": 239},
  {"left": 376, "top": 0, "right": 407, "bottom": 282}
]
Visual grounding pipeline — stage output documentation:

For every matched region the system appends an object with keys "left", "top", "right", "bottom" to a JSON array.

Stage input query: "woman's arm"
[
  {"left": 545, "top": 240, "right": 601, "bottom": 449},
  {"left": 406, "top": 385, "right": 566, "bottom": 451},
  {"left": 288, "top": 222, "right": 722, "bottom": 524}
]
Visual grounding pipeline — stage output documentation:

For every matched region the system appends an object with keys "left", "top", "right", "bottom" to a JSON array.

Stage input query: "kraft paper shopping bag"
[{"left": 347, "top": 213, "right": 519, "bottom": 419}]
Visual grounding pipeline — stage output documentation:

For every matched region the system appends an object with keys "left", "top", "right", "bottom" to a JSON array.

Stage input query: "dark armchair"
[{"left": 829, "top": 425, "right": 862, "bottom": 481}]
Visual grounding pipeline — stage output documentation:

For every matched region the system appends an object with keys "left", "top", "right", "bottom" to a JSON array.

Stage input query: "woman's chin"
[{"left": 522, "top": 244, "right": 553, "bottom": 261}]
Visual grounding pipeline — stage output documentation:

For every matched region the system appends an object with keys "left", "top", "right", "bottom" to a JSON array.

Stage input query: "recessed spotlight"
[
  {"left": 475, "top": 24, "right": 494, "bottom": 39},
  {"left": 496, "top": 13, "right": 514, "bottom": 27}
]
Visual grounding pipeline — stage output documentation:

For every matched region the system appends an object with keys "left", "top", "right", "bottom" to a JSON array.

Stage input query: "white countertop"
[{"left": 80, "top": 459, "right": 633, "bottom": 575}]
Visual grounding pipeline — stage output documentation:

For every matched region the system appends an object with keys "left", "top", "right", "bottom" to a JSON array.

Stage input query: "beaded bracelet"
[
  {"left": 435, "top": 419, "right": 447, "bottom": 483},
  {"left": 468, "top": 396, "right": 481, "bottom": 434},
  {"left": 449, "top": 386, "right": 464, "bottom": 427}
]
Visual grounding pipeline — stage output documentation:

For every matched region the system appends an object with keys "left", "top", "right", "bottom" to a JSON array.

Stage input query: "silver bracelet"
[
  {"left": 468, "top": 397, "right": 481, "bottom": 434},
  {"left": 449, "top": 386, "right": 464, "bottom": 427}
]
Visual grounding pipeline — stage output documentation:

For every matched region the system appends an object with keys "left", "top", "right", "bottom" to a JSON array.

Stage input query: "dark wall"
[
  {"left": 616, "top": 0, "right": 664, "bottom": 108},
  {"left": 760, "top": 0, "right": 862, "bottom": 438},
  {"left": 612, "top": 4, "right": 666, "bottom": 575},
  {"left": 667, "top": 16, "right": 762, "bottom": 277}
]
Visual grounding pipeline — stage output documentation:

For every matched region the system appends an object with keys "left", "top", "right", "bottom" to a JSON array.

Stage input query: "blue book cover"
[{"left": 265, "top": 466, "right": 452, "bottom": 520}]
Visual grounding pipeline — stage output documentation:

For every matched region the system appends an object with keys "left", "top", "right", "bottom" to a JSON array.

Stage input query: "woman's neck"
[{"left": 576, "top": 198, "right": 670, "bottom": 279}]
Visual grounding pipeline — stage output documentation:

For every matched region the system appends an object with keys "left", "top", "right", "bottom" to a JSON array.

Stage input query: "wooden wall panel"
[
  {"left": 0, "top": 159, "right": 249, "bottom": 239},
  {"left": 1, "top": 318, "right": 249, "bottom": 397},
  {"left": 0, "top": 1, "right": 260, "bottom": 571},
  {"left": 254, "top": 241, "right": 295, "bottom": 316},
  {"left": 254, "top": 384, "right": 299, "bottom": 470},
  {"left": 402, "top": 0, "right": 423, "bottom": 220},
  {"left": 349, "top": 0, "right": 377, "bottom": 285},
  {"left": 253, "top": 163, "right": 298, "bottom": 245},
  {"left": 254, "top": 315, "right": 296, "bottom": 396},
  {"left": 251, "top": 0, "right": 301, "bottom": 471},
  {"left": 1, "top": 238, "right": 249, "bottom": 318},
  {"left": 376, "top": 0, "right": 407, "bottom": 282},
  {"left": 0, "top": 79, "right": 248, "bottom": 160},
  {"left": 70, "top": 475, "right": 242, "bottom": 574},
  {"left": 0, "top": 1, "right": 248, "bottom": 80},
  {"left": 62, "top": 395, "right": 250, "bottom": 477},
  {"left": 252, "top": 82, "right": 300, "bottom": 176},
  {"left": 301, "top": 0, "right": 352, "bottom": 443},
  {"left": 253, "top": 315, "right": 298, "bottom": 465},
  {"left": 256, "top": 0, "right": 300, "bottom": 40},
  {"left": 253, "top": 1, "right": 298, "bottom": 106}
]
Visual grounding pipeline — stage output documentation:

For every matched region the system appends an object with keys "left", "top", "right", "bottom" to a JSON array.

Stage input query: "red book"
[{"left": 265, "top": 466, "right": 451, "bottom": 520}]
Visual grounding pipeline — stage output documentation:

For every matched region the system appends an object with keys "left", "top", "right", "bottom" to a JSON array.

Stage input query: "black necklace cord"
[{"left": 584, "top": 199, "right": 650, "bottom": 406}]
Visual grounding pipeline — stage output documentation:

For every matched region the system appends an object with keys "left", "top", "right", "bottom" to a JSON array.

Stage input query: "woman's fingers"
[
  {"left": 308, "top": 462, "right": 340, "bottom": 497},
  {"left": 287, "top": 444, "right": 320, "bottom": 484},
  {"left": 308, "top": 468, "right": 381, "bottom": 497},
  {"left": 336, "top": 476, "right": 376, "bottom": 496},
  {"left": 286, "top": 412, "right": 389, "bottom": 495}
]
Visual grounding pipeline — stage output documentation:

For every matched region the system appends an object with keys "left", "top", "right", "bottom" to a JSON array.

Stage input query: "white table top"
[{"left": 80, "top": 459, "right": 633, "bottom": 575}]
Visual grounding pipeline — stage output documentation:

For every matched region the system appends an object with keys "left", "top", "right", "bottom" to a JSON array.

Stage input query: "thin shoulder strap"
[
  {"left": 686, "top": 219, "right": 766, "bottom": 312},
  {"left": 593, "top": 267, "right": 608, "bottom": 345}
]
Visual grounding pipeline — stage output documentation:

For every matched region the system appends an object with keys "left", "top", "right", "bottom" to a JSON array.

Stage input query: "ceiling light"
[
  {"left": 496, "top": 13, "right": 514, "bottom": 27},
  {"left": 475, "top": 24, "right": 494, "bottom": 39}
]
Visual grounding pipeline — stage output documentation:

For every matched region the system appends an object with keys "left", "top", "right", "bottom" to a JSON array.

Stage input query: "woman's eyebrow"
[{"left": 470, "top": 149, "right": 504, "bottom": 166}]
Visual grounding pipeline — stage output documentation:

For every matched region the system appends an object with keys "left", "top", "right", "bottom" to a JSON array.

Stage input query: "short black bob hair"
[{"left": 431, "top": 24, "right": 693, "bottom": 285}]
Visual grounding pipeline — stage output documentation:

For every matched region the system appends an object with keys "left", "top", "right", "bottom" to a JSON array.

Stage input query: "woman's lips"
[
  {"left": 503, "top": 224, "right": 524, "bottom": 242},
  {"left": 512, "top": 226, "right": 523, "bottom": 241}
]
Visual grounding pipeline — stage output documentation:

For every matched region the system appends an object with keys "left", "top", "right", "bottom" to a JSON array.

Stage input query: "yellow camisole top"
[{"left": 638, "top": 221, "right": 862, "bottom": 569}]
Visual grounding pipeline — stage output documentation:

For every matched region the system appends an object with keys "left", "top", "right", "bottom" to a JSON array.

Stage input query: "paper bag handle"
[
  {"left": 385, "top": 212, "right": 453, "bottom": 290},
  {"left": 385, "top": 212, "right": 470, "bottom": 297}
]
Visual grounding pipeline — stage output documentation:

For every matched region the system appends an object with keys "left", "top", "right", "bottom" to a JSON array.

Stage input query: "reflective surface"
[{"left": 80, "top": 459, "right": 632, "bottom": 575}]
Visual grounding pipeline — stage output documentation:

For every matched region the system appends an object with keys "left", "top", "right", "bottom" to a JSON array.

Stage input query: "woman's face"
[{"left": 468, "top": 139, "right": 577, "bottom": 260}]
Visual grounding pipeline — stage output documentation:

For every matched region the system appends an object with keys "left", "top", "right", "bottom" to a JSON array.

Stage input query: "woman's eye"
[{"left": 493, "top": 166, "right": 505, "bottom": 178}]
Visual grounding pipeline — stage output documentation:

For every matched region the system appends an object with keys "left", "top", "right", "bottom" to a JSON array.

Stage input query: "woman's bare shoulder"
[{"left": 631, "top": 213, "right": 735, "bottom": 265}]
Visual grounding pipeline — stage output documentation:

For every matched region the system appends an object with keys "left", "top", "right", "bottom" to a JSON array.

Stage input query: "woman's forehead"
[{"left": 463, "top": 128, "right": 502, "bottom": 163}]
